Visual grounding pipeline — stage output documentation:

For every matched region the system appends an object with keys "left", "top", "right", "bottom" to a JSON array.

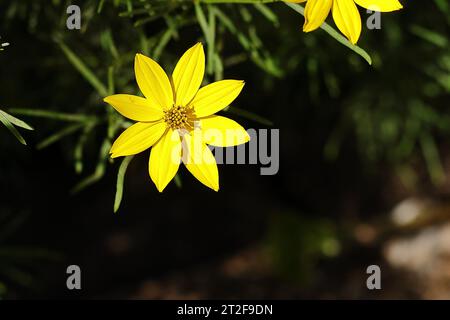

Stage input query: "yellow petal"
[
  {"left": 111, "top": 121, "right": 166, "bottom": 158},
  {"left": 149, "top": 129, "right": 182, "bottom": 192},
  {"left": 103, "top": 94, "right": 163, "bottom": 122},
  {"left": 182, "top": 131, "right": 219, "bottom": 191},
  {"left": 332, "top": 0, "right": 362, "bottom": 44},
  {"left": 172, "top": 43, "right": 205, "bottom": 107},
  {"left": 135, "top": 53, "right": 173, "bottom": 110},
  {"left": 191, "top": 80, "right": 245, "bottom": 118},
  {"left": 303, "top": 0, "right": 333, "bottom": 32},
  {"left": 286, "top": 0, "right": 307, "bottom": 2},
  {"left": 354, "top": 0, "right": 403, "bottom": 12},
  {"left": 200, "top": 116, "right": 250, "bottom": 147}
]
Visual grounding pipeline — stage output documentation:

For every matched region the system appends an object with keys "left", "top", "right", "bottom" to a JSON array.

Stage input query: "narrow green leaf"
[
  {"left": 9, "top": 108, "right": 94, "bottom": 123},
  {"left": 284, "top": 2, "right": 372, "bottom": 65},
  {"left": 58, "top": 40, "right": 108, "bottom": 96},
  {"left": 420, "top": 132, "right": 445, "bottom": 186},
  {"left": 174, "top": 174, "right": 182, "bottom": 189},
  {"left": 97, "top": 0, "right": 106, "bottom": 13},
  {"left": 195, "top": 3, "right": 216, "bottom": 75},
  {"left": 71, "top": 139, "right": 111, "bottom": 194},
  {"left": 224, "top": 106, "right": 274, "bottom": 126},
  {"left": 107, "top": 66, "right": 115, "bottom": 95},
  {"left": 254, "top": 3, "right": 279, "bottom": 26},
  {"left": 0, "top": 109, "right": 33, "bottom": 130},
  {"left": 410, "top": 25, "right": 448, "bottom": 48},
  {"left": 0, "top": 109, "right": 27, "bottom": 145},
  {"left": 101, "top": 29, "right": 120, "bottom": 59},
  {"left": 37, "top": 123, "right": 84, "bottom": 150},
  {"left": 74, "top": 122, "right": 96, "bottom": 174},
  {"left": 114, "top": 155, "right": 134, "bottom": 213},
  {"left": 215, "top": 7, "right": 283, "bottom": 76},
  {"left": 207, "top": 6, "right": 217, "bottom": 75},
  {"left": 214, "top": 53, "right": 224, "bottom": 81},
  {"left": 434, "top": 0, "right": 449, "bottom": 16},
  {"left": 153, "top": 28, "right": 174, "bottom": 61}
]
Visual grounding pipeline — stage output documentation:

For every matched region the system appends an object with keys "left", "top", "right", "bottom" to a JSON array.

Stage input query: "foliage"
[
  {"left": 2, "top": 0, "right": 373, "bottom": 210},
  {"left": 0, "top": 209, "right": 60, "bottom": 299},
  {"left": 0, "top": 109, "right": 33, "bottom": 145},
  {"left": 0, "top": 0, "right": 449, "bottom": 297},
  {"left": 1, "top": 0, "right": 447, "bottom": 208}
]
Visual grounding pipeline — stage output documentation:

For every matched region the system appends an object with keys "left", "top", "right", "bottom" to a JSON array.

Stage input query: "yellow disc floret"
[{"left": 163, "top": 105, "right": 195, "bottom": 130}]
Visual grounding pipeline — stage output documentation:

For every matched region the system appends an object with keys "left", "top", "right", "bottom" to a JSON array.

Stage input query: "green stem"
[
  {"left": 284, "top": 2, "right": 372, "bottom": 65},
  {"left": 196, "top": 0, "right": 372, "bottom": 65}
]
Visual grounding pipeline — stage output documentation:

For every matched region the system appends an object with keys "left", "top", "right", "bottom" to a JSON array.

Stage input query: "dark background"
[{"left": 0, "top": 0, "right": 449, "bottom": 299}]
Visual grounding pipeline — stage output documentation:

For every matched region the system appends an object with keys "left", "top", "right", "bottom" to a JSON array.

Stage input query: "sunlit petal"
[
  {"left": 182, "top": 130, "right": 219, "bottom": 191},
  {"left": 332, "top": 0, "right": 362, "bottom": 44},
  {"left": 172, "top": 43, "right": 205, "bottom": 107},
  {"left": 135, "top": 53, "right": 173, "bottom": 110},
  {"left": 111, "top": 121, "right": 166, "bottom": 158},
  {"left": 303, "top": 0, "right": 333, "bottom": 32},
  {"left": 104, "top": 94, "right": 163, "bottom": 122},
  {"left": 191, "top": 80, "right": 245, "bottom": 118},
  {"left": 149, "top": 129, "right": 182, "bottom": 192},
  {"left": 201, "top": 115, "right": 250, "bottom": 147},
  {"left": 354, "top": 0, "right": 403, "bottom": 12}
]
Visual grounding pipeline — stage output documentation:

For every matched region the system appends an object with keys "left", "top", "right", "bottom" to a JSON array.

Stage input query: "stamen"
[{"left": 163, "top": 105, "right": 196, "bottom": 131}]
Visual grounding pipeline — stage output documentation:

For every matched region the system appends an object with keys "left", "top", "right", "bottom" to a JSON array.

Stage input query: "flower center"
[{"left": 163, "top": 105, "right": 195, "bottom": 130}]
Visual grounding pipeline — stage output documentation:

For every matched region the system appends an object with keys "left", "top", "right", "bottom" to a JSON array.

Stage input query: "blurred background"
[{"left": 0, "top": 0, "right": 449, "bottom": 299}]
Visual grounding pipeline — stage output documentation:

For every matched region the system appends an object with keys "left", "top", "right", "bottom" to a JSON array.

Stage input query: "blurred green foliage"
[
  {"left": 2, "top": 0, "right": 372, "bottom": 208},
  {"left": 0, "top": 0, "right": 449, "bottom": 296},
  {"left": 2, "top": 1, "right": 447, "bottom": 194},
  {"left": 0, "top": 209, "right": 60, "bottom": 299},
  {"left": 267, "top": 212, "right": 339, "bottom": 284}
]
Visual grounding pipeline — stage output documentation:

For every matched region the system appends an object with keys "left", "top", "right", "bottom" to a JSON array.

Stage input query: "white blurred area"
[{"left": 384, "top": 197, "right": 450, "bottom": 299}]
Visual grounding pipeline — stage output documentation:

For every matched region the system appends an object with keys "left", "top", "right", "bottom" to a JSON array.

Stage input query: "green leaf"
[
  {"left": 0, "top": 109, "right": 28, "bottom": 145},
  {"left": 114, "top": 155, "right": 134, "bottom": 213},
  {"left": 284, "top": 2, "right": 372, "bottom": 65},
  {"left": 410, "top": 25, "right": 448, "bottom": 48},
  {"left": 254, "top": 3, "right": 279, "bottom": 26},
  {"left": 434, "top": 0, "right": 449, "bottom": 16},
  {"left": 97, "top": 0, "right": 106, "bottom": 13},
  {"left": 195, "top": 3, "right": 216, "bottom": 75},
  {"left": 57, "top": 40, "right": 109, "bottom": 96},
  {"left": 0, "top": 110, "right": 33, "bottom": 130},
  {"left": 174, "top": 173, "right": 183, "bottom": 189},
  {"left": 420, "top": 132, "right": 445, "bottom": 186},
  {"left": 152, "top": 28, "right": 175, "bottom": 61},
  {"left": 224, "top": 106, "right": 274, "bottom": 126},
  {"left": 37, "top": 123, "right": 84, "bottom": 150},
  {"left": 9, "top": 108, "right": 94, "bottom": 123},
  {"left": 71, "top": 138, "right": 111, "bottom": 194},
  {"left": 100, "top": 29, "right": 120, "bottom": 59},
  {"left": 214, "top": 53, "right": 224, "bottom": 81},
  {"left": 74, "top": 123, "right": 96, "bottom": 174},
  {"left": 214, "top": 7, "right": 284, "bottom": 77}
]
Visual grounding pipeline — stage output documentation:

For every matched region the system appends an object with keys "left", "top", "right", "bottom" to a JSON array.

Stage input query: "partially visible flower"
[
  {"left": 287, "top": 0, "right": 403, "bottom": 44},
  {"left": 104, "top": 43, "right": 249, "bottom": 192}
]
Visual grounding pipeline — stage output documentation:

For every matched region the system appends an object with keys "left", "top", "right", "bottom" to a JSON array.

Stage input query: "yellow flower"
[
  {"left": 104, "top": 43, "right": 249, "bottom": 192},
  {"left": 288, "top": 0, "right": 403, "bottom": 44}
]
